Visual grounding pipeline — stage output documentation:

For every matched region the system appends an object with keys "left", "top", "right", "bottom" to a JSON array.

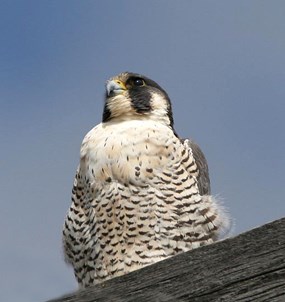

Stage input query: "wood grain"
[{"left": 48, "top": 217, "right": 285, "bottom": 302}]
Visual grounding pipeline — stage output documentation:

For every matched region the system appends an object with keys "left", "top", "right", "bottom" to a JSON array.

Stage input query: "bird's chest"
[
  {"left": 77, "top": 121, "right": 203, "bottom": 278},
  {"left": 81, "top": 121, "right": 178, "bottom": 186}
]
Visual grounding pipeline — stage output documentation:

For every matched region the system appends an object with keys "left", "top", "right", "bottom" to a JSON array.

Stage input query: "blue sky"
[{"left": 1, "top": 1, "right": 285, "bottom": 301}]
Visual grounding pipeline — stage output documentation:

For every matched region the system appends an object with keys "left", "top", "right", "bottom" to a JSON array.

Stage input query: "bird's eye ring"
[{"left": 132, "top": 78, "right": 145, "bottom": 87}]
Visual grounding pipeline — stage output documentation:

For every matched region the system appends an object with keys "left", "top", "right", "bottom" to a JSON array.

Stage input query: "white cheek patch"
[{"left": 150, "top": 92, "right": 170, "bottom": 124}]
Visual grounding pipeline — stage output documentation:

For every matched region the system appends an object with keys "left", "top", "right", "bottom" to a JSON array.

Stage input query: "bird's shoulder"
[{"left": 180, "top": 138, "right": 211, "bottom": 196}]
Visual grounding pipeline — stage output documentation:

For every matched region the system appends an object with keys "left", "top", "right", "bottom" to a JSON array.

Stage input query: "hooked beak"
[{"left": 106, "top": 80, "right": 127, "bottom": 96}]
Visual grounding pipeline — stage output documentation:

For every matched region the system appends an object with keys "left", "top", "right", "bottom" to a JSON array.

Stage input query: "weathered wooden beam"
[{"left": 49, "top": 217, "right": 285, "bottom": 302}]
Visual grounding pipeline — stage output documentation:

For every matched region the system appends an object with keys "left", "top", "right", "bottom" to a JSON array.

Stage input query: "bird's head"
[{"left": 103, "top": 72, "right": 174, "bottom": 128}]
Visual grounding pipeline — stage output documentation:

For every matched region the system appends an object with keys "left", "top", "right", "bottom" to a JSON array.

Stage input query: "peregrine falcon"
[{"left": 63, "top": 72, "right": 230, "bottom": 287}]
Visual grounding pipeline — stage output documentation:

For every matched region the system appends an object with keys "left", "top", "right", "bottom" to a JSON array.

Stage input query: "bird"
[{"left": 62, "top": 72, "right": 230, "bottom": 288}]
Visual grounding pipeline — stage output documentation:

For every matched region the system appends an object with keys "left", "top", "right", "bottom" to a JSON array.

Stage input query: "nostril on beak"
[
  {"left": 106, "top": 80, "right": 126, "bottom": 96},
  {"left": 106, "top": 81, "right": 115, "bottom": 96}
]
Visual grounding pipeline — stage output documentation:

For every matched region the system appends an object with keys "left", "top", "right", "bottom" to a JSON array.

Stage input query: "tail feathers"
[{"left": 202, "top": 194, "right": 234, "bottom": 240}]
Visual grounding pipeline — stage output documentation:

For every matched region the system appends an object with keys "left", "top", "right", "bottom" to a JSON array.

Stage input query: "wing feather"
[
  {"left": 62, "top": 168, "right": 91, "bottom": 284},
  {"left": 181, "top": 138, "right": 211, "bottom": 195}
]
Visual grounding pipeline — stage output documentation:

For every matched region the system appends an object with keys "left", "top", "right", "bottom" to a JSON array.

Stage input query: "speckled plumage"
[{"left": 63, "top": 72, "right": 230, "bottom": 288}]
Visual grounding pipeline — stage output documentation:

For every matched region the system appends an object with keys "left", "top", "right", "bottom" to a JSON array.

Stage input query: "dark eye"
[{"left": 133, "top": 78, "right": 145, "bottom": 87}]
